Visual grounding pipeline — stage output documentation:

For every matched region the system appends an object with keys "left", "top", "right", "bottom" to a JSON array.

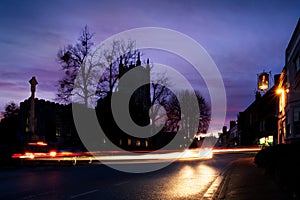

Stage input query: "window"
[
  {"left": 128, "top": 138, "right": 131, "bottom": 145},
  {"left": 136, "top": 140, "right": 141, "bottom": 146},
  {"left": 286, "top": 124, "right": 290, "bottom": 136},
  {"left": 293, "top": 107, "right": 300, "bottom": 135},
  {"left": 56, "top": 128, "right": 61, "bottom": 137},
  {"left": 286, "top": 115, "right": 291, "bottom": 136},
  {"left": 293, "top": 107, "right": 300, "bottom": 122},
  {"left": 295, "top": 55, "right": 300, "bottom": 73}
]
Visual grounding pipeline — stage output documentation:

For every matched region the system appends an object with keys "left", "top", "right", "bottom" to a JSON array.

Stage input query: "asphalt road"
[{"left": 0, "top": 153, "right": 255, "bottom": 200}]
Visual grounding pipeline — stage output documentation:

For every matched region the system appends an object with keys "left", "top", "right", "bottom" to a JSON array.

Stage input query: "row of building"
[
  {"left": 14, "top": 54, "right": 153, "bottom": 151},
  {"left": 10, "top": 54, "right": 190, "bottom": 152},
  {"left": 219, "top": 18, "right": 300, "bottom": 147}
]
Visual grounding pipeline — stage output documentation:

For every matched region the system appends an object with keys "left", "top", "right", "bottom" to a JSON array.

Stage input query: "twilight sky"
[{"left": 0, "top": 0, "right": 299, "bottom": 128}]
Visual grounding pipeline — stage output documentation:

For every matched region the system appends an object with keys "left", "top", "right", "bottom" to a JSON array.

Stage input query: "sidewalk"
[{"left": 215, "top": 157, "right": 293, "bottom": 200}]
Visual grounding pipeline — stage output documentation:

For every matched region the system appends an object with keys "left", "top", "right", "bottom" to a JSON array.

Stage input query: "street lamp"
[
  {"left": 258, "top": 72, "right": 270, "bottom": 92},
  {"left": 276, "top": 86, "right": 287, "bottom": 144},
  {"left": 276, "top": 88, "right": 284, "bottom": 95},
  {"left": 277, "top": 87, "right": 285, "bottom": 114}
]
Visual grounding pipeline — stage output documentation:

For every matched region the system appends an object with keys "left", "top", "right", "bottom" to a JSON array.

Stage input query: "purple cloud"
[{"left": 0, "top": 0, "right": 299, "bottom": 129}]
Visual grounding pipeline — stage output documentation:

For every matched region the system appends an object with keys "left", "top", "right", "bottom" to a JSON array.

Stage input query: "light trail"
[
  {"left": 212, "top": 146, "right": 262, "bottom": 153},
  {"left": 12, "top": 146, "right": 261, "bottom": 165},
  {"left": 12, "top": 148, "right": 214, "bottom": 164}
]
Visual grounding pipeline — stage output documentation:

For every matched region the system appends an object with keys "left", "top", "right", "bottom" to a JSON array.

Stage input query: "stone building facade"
[{"left": 277, "top": 18, "right": 300, "bottom": 144}]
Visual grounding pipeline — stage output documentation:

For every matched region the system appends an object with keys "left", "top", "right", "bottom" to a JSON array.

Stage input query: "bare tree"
[
  {"left": 148, "top": 71, "right": 171, "bottom": 133},
  {"left": 56, "top": 25, "right": 94, "bottom": 106},
  {"left": 164, "top": 90, "right": 211, "bottom": 136},
  {"left": 96, "top": 40, "right": 139, "bottom": 99},
  {"left": 55, "top": 26, "right": 210, "bottom": 138},
  {"left": 0, "top": 102, "right": 20, "bottom": 146},
  {"left": 1, "top": 102, "right": 19, "bottom": 118},
  {"left": 164, "top": 92, "right": 181, "bottom": 132},
  {"left": 56, "top": 26, "right": 139, "bottom": 107},
  {"left": 196, "top": 91, "right": 211, "bottom": 134}
]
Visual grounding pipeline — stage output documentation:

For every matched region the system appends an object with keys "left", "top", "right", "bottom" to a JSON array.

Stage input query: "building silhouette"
[
  {"left": 118, "top": 53, "right": 151, "bottom": 127},
  {"left": 18, "top": 77, "right": 82, "bottom": 150},
  {"left": 238, "top": 84, "right": 279, "bottom": 146},
  {"left": 277, "top": 18, "right": 300, "bottom": 144},
  {"left": 96, "top": 54, "right": 177, "bottom": 151},
  {"left": 9, "top": 53, "right": 198, "bottom": 152},
  {"left": 217, "top": 121, "right": 238, "bottom": 147},
  {"left": 237, "top": 18, "right": 300, "bottom": 146}
]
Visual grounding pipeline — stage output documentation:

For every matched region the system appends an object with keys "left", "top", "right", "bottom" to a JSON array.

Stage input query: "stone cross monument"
[{"left": 29, "top": 76, "right": 38, "bottom": 138}]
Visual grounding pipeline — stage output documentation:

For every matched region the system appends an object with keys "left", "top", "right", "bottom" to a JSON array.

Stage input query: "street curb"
[{"left": 212, "top": 162, "right": 234, "bottom": 199}]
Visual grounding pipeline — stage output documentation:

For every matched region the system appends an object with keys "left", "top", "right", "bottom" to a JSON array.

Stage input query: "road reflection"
[
  {"left": 3, "top": 152, "right": 255, "bottom": 199},
  {"left": 164, "top": 163, "right": 218, "bottom": 199}
]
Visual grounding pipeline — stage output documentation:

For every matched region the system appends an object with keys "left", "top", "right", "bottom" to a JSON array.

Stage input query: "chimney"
[
  {"left": 230, "top": 120, "right": 236, "bottom": 129},
  {"left": 274, "top": 74, "right": 280, "bottom": 86},
  {"left": 255, "top": 91, "right": 261, "bottom": 100}
]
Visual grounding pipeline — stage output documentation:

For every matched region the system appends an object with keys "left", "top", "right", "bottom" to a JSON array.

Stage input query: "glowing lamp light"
[
  {"left": 259, "top": 138, "right": 265, "bottom": 145},
  {"left": 268, "top": 136, "right": 273, "bottom": 144},
  {"left": 276, "top": 88, "right": 284, "bottom": 94},
  {"left": 258, "top": 84, "right": 268, "bottom": 90},
  {"left": 258, "top": 72, "right": 269, "bottom": 91}
]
